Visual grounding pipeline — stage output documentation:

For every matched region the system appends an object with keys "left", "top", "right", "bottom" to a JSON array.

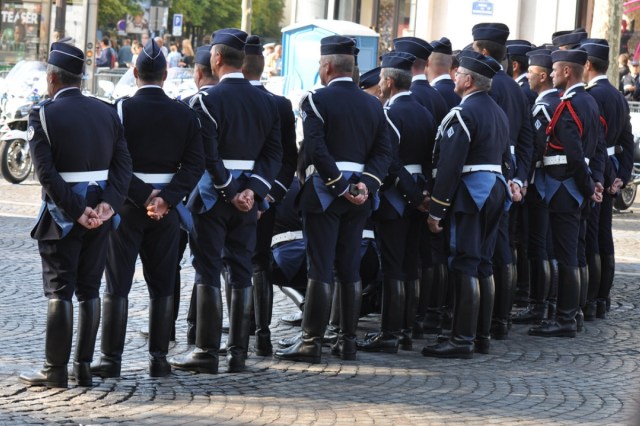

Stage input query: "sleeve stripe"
[
  {"left": 362, "top": 172, "right": 382, "bottom": 186},
  {"left": 251, "top": 174, "right": 272, "bottom": 190},
  {"left": 275, "top": 179, "right": 287, "bottom": 191},
  {"left": 214, "top": 173, "right": 232, "bottom": 189},
  {"left": 431, "top": 196, "right": 451, "bottom": 207},
  {"left": 325, "top": 173, "right": 343, "bottom": 186}
]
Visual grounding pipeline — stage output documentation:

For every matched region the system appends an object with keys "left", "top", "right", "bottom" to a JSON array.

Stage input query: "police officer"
[
  {"left": 274, "top": 35, "right": 390, "bottom": 363},
  {"left": 242, "top": 35, "right": 297, "bottom": 357},
  {"left": 506, "top": 40, "right": 537, "bottom": 106},
  {"left": 529, "top": 49, "right": 602, "bottom": 338},
  {"left": 552, "top": 28, "right": 588, "bottom": 50},
  {"left": 472, "top": 23, "right": 533, "bottom": 340},
  {"left": 357, "top": 51, "right": 435, "bottom": 354},
  {"left": 427, "top": 37, "right": 461, "bottom": 109},
  {"left": 90, "top": 40, "right": 204, "bottom": 379},
  {"left": 359, "top": 66, "right": 385, "bottom": 103},
  {"left": 422, "top": 50, "right": 509, "bottom": 358},
  {"left": 579, "top": 38, "right": 635, "bottom": 320},
  {"left": 171, "top": 29, "right": 281, "bottom": 374},
  {"left": 20, "top": 42, "right": 132, "bottom": 388},
  {"left": 512, "top": 48, "right": 560, "bottom": 324},
  {"left": 394, "top": 36, "right": 448, "bottom": 124}
]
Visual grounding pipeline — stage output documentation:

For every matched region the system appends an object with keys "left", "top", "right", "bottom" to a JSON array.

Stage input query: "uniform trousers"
[
  {"left": 547, "top": 186, "right": 581, "bottom": 267},
  {"left": 191, "top": 201, "right": 258, "bottom": 289},
  {"left": 39, "top": 189, "right": 110, "bottom": 301},
  {"left": 375, "top": 209, "right": 422, "bottom": 281},
  {"left": 253, "top": 205, "right": 276, "bottom": 272},
  {"left": 302, "top": 197, "right": 370, "bottom": 284},
  {"left": 105, "top": 201, "right": 180, "bottom": 299},
  {"left": 527, "top": 183, "right": 549, "bottom": 260}
]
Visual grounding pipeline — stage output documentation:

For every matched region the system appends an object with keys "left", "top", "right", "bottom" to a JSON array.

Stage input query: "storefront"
[{"left": 0, "top": 0, "right": 49, "bottom": 68}]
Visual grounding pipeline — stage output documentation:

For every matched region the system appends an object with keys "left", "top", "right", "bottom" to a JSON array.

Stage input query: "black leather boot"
[
  {"left": 514, "top": 247, "right": 530, "bottom": 307},
  {"left": 274, "top": 280, "right": 332, "bottom": 363},
  {"left": 331, "top": 281, "right": 362, "bottom": 360},
  {"left": 583, "top": 254, "right": 601, "bottom": 321},
  {"left": 475, "top": 275, "right": 494, "bottom": 354},
  {"left": 529, "top": 264, "right": 579, "bottom": 337},
  {"left": 186, "top": 284, "right": 197, "bottom": 345},
  {"left": 358, "top": 278, "right": 404, "bottom": 353},
  {"left": 422, "top": 264, "right": 447, "bottom": 334},
  {"left": 399, "top": 279, "right": 419, "bottom": 350},
  {"left": 512, "top": 259, "right": 549, "bottom": 324},
  {"left": 597, "top": 254, "right": 615, "bottom": 319},
  {"left": 278, "top": 332, "right": 302, "bottom": 348},
  {"left": 546, "top": 259, "right": 559, "bottom": 319},
  {"left": 576, "top": 266, "right": 588, "bottom": 332},
  {"left": 491, "top": 264, "right": 512, "bottom": 340},
  {"left": 148, "top": 296, "right": 173, "bottom": 377},
  {"left": 73, "top": 298, "right": 100, "bottom": 386},
  {"left": 91, "top": 294, "right": 128, "bottom": 378},
  {"left": 324, "top": 284, "right": 340, "bottom": 347},
  {"left": 279, "top": 286, "right": 305, "bottom": 325},
  {"left": 414, "top": 267, "right": 433, "bottom": 339},
  {"left": 170, "top": 285, "right": 222, "bottom": 374},
  {"left": 422, "top": 273, "right": 479, "bottom": 359},
  {"left": 253, "top": 271, "right": 273, "bottom": 356},
  {"left": 227, "top": 287, "right": 252, "bottom": 372},
  {"left": 20, "top": 299, "right": 73, "bottom": 388}
]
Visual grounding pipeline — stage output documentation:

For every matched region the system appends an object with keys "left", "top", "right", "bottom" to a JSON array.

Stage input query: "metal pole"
[{"left": 242, "top": 0, "right": 252, "bottom": 34}]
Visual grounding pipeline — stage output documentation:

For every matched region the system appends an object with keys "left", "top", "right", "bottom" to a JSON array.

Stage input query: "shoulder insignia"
[
  {"left": 32, "top": 98, "right": 52, "bottom": 111},
  {"left": 560, "top": 91, "right": 577, "bottom": 100},
  {"left": 298, "top": 89, "right": 316, "bottom": 110},
  {"left": 584, "top": 81, "right": 598, "bottom": 90}
]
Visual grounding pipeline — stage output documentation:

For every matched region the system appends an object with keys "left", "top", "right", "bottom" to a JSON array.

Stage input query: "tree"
[
  {"left": 98, "top": 0, "right": 142, "bottom": 32},
  {"left": 169, "top": 0, "right": 241, "bottom": 43},
  {"left": 251, "top": 0, "right": 285, "bottom": 40}
]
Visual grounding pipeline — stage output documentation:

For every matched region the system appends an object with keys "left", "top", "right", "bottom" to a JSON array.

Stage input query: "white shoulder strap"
[
  {"left": 39, "top": 105, "right": 50, "bottom": 145},
  {"left": 383, "top": 108, "right": 400, "bottom": 143},
  {"left": 116, "top": 99, "right": 124, "bottom": 123}
]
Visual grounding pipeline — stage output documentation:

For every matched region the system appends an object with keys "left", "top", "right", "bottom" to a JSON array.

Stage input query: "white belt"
[
  {"left": 607, "top": 146, "right": 621, "bottom": 156},
  {"left": 335, "top": 162, "right": 365, "bottom": 172},
  {"left": 134, "top": 172, "right": 175, "bottom": 184},
  {"left": 59, "top": 170, "right": 109, "bottom": 183},
  {"left": 223, "top": 160, "right": 255, "bottom": 170},
  {"left": 362, "top": 229, "right": 375, "bottom": 239},
  {"left": 510, "top": 145, "right": 515, "bottom": 155},
  {"left": 404, "top": 164, "right": 422, "bottom": 174},
  {"left": 461, "top": 164, "right": 502, "bottom": 174},
  {"left": 543, "top": 156, "right": 590, "bottom": 166},
  {"left": 271, "top": 230, "right": 303, "bottom": 247}
]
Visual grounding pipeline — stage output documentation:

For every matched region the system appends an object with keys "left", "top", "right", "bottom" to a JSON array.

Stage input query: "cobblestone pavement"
[{"left": 1, "top": 178, "right": 640, "bottom": 425}]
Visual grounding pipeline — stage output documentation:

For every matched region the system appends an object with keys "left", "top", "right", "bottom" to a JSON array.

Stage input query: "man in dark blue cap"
[
  {"left": 552, "top": 28, "right": 588, "bottom": 50},
  {"left": 359, "top": 66, "right": 386, "bottom": 103},
  {"left": 427, "top": 36, "right": 461, "bottom": 109},
  {"left": 274, "top": 34, "right": 390, "bottom": 364},
  {"left": 580, "top": 38, "right": 634, "bottom": 322},
  {"left": 20, "top": 42, "right": 132, "bottom": 388},
  {"left": 528, "top": 49, "right": 602, "bottom": 338},
  {"left": 422, "top": 50, "right": 510, "bottom": 358},
  {"left": 171, "top": 28, "right": 281, "bottom": 374},
  {"left": 241, "top": 34, "right": 297, "bottom": 357},
  {"left": 357, "top": 51, "right": 435, "bottom": 354},
  {"left": 394, "top": 36, "right": 447, "bottom": 124},
  {"left": 511, "top": 48, "right": 559, "bottom": 325},
  {"left": 506, "top": 40, "right": 537, "bottom": 106},
  {"left": 472, "top": 22, "right": 534, "bottom": 340},
  {"left": 91, "top": 39, "right": 204, "bottom": 379}
]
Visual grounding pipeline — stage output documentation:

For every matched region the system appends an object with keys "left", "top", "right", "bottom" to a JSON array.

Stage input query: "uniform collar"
[
  {"left": 565, "top": 82, "right": 585, "bottom": 95},
  {"left": 53, "top": 86, "right": 80, "bottom": 100},
  {"left": 411, "top": 74, "right": 427, "bottom": 82},
  {"left": 199, "top": 84, "right": 215, "bottom": 91},
  {"left": 430, "top": 74, "right": 451, "bottom": 85},
  {"left": 515, "top": 74, "right": 527, "bottom": 84},
  {"left": 137, "top": 84, "right": 162, "bottom": 90},
  {"left": 587, "top": 75, "right": 608, "bottom": 86},
  {"left": 249, "top": 80, "right": 262, "bottom": 86},
  {"left": 387, "top": 90, "right": 411, "bottom": 106},
  {"left": 535, "top": 88, "right": 558, "bottom": 104},
  {"left": 220, "top": 72, "right": 244, "bottom": 81},
  {"left": 460, "top": 90, "right": 483, "bottom": 104},
  {"left": 328, "top": 77, "right": 353, "bottom": 85}
]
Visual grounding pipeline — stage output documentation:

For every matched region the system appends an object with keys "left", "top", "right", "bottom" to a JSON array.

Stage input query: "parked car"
[{"left": 107, "top": 67, "right": 197, "bottom": 100}]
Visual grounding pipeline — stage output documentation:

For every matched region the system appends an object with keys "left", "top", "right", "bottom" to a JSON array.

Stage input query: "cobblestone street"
[{"left": 1, "top": 178, "right": 640, "bottom": 425}]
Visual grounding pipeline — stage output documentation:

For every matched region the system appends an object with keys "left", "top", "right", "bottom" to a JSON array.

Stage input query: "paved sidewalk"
[{"left": 1, "top": 179, "right": 640, "bottom": 425}]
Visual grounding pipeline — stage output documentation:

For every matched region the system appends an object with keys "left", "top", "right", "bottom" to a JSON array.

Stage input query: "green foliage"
[
  {"left": 98, "top": 0, "right": 142, "bottom": 31},
  {"left": 169, "top": 0, "right": 241, "bottom": 31},
  {"left": 251, "top": 0, "right": 285, "bottom": 40}
]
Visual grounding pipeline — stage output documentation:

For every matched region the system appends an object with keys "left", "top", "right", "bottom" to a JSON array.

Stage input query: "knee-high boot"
[
  {"left": 422, "top": 272, "right": 479, "bottom": 359},
  {"left": 274, "top": 280, "right": 332, "bottom": 363},
  {"left": 20, "top": 299, "right": 73, "bottom": 388},
  {"left": 597, "top": 254, "right": 615, "bottom": 318},
  {"left": 279, "top": 286, "right": 305, "bottom": 325},
  {"left": 399, "top": 279, "right": 419, "bottom": 350},
  {"left": 331, "top": 281, "right": 362, "bottom": 360},
  {"left": 491, "top": 264, "right": 512, "bottom": 339},
  {"left": 227, "top": 287, "right": 253, "bottom": 372},
  {"left": 514, "top": 247, "right": 530, "bottom": 307},
  {"left": 325, "top": 283, "right": 340, "bottom": 345},
  {"left": 73, "top": 298, "right": 100, "bottom": 386},
  {"left": 414, "top": 267, "right": 434, "bottom": 339},
  {"left": 186, "top": 284, "right": 197, "bottom": 345},
  {"left": 170, "top": 285, "right": 222, "bottom": 374},
  {"left": 576, "top": 265, "right": 588, "bottom": 332},
  {"left": 91, "top": 294, "right": 128, "bottom": 378},
  {"left": 423, "top": 264, "right": 446, "bottom": 334},
  {"left": 148, "top": 296, "right": 173, "bottom": 377},
  {"left": 475, "top": 275, "right": 495, "bottom": 354},
  {"left": 512, "top": 259, "right": 549, "bottom": 324},
  {"left": 583, "top": 254, "right": 601, "bottom": 321},
  {"left": 253, "top": 271, "right": 273, "bottom": 356},
  {"left": 358, "top": 278, "right": 404, "bottom": 353},
  {"left": 547, "top": 259, "right": 559, "bottom": 319},
  {"left": 529, "top": 264, "right": 579, "bottom": 337}
]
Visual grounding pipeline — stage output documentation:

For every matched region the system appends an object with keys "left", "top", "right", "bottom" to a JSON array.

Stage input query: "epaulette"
[
  {"left": 114, "top": 95, "right": 131, "bottom": 104},
  {"left": 298, "top": 89, "right": 316, "bottom": 110},
  {"left": 32, "top": 98, "right": 52, "bottom": 111},
  {"left": 584, "top": 81, "right": 598, "bottom": 90},
  {"left": 560, "top": 91, "right": 577, "bottom": 100},
  {"left": 86, "top": 94, "right": 116, "bottom": 106}
]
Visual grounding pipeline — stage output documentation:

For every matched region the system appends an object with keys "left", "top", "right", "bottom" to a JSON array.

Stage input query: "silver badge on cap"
[{"left": 27, "top": 126, "right": 35, "bottom": 141}]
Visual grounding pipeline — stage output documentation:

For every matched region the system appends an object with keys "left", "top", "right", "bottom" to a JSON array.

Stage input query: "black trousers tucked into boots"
[
  {"left": 358, "top": 278, "right": 404, "bottom": 353},
  {"left": 148, "top": 296, "right": 173, "bottom": 377},
  {"left": 253, "top": 270, "right": 273, "bottom": 356},
  {"left": 529, "top": 264, "right": 579, "bottom": 338},
  {"left": 73, "top": 298, "right": 100, "bottom": 386},
  {"left": 227, "top": 287, "right": 253, "bottom": 372},
  {"left": 91, "top": 294, "right": 128, "bottom": 378}
]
